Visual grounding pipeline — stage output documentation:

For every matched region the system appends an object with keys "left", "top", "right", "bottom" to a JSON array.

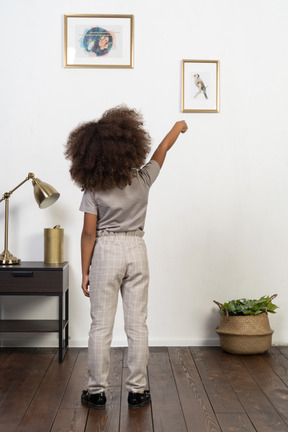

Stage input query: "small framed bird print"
[{"left": 182, "top": 60, "right": 220, "bottom": 112}]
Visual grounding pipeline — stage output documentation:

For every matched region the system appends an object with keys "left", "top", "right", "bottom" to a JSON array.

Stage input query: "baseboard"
[{"left": 0, "top": 335, "right": 221, "bottom": 348}]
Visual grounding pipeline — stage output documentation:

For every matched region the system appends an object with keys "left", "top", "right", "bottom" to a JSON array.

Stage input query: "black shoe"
[
  {"left": 81, "top": 390, "right": 106, "bottom": 409},
  {"left": 128, "top": 390, "right": 151, "bottom": 409}
]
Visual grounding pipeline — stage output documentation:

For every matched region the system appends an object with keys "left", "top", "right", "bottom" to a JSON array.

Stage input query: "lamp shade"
[{"left": 32, "top": 178, "right": 60, "bottom": 209}]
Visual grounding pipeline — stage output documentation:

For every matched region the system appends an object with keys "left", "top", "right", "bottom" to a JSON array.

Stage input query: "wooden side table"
[{"left": 0, "top": 261, "right": 69, "bottom": 362}]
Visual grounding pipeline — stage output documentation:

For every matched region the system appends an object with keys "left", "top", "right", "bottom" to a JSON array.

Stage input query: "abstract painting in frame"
[
  {"left": 182, "top": 60, "right": 220, "bottom": 112},
  {"left": 64, "top": 14, "right": 134, "bottom": 68}
]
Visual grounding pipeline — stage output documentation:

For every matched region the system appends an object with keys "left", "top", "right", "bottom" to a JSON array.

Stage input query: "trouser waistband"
[{"left": 96, "top": 230, "right": 144, "bottom": 238}]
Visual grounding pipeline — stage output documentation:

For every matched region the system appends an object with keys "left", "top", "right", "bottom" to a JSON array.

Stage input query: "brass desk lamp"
[{"left": 0, "top": 173, "right": 60, "bottom": 265}]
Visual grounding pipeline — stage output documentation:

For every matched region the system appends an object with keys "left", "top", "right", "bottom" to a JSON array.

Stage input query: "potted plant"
[{"left": 213, "top": 294, "right": 278, "bottom": 354}]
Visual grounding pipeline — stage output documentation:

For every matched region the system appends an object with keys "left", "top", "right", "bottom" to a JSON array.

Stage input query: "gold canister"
[{"left": 44, "top": 225, "right": 64, "bottom": 264}]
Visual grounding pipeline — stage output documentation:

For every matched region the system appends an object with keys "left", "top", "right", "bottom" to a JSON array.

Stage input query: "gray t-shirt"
[{"left": 79, "top": 160, "right": 160, "bottom": 233}]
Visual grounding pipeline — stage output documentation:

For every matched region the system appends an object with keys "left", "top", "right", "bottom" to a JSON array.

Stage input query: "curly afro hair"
[{"left": 65, "top": 105, "right": 151, "bottom": 191}]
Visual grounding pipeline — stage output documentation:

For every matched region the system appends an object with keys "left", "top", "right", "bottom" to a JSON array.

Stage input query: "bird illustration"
[{"left": 194, "top": 74, "right": 208, "bottom": 99}]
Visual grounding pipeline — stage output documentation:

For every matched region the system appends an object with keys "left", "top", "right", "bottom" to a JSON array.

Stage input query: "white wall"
[{"left": 1, "top": 0, "right": 288, "bottom": 348}]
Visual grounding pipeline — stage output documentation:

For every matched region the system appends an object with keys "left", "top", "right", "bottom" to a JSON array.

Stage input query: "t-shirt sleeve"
[
  {"left": 79, "top": 190, "right": 98, "bottom": 215},
  {"left": 139, "top": 160, "right": 161, "bottom": 187}
]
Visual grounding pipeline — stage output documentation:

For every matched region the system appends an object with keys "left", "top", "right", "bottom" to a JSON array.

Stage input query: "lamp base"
[{"left": 0, "top": 249, "right": 20, "bottom": 265}]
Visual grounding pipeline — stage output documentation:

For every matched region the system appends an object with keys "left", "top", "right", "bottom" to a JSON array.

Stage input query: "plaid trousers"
[{"left": 87, "top": 231, "right": 149, "bottom": 394}]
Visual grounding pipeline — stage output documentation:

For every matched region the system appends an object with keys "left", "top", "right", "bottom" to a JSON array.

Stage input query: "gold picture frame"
[
  {"left": 182, "top": 60, "right": 220, "bottom": 112},
  {"left": 64, "top": 14, "right": 134, "bottom": 68}
]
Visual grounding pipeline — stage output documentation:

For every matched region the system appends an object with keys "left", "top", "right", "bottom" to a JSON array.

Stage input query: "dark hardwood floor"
[{"left": 1, "top": 346, "right": 288, "bottom": 431}]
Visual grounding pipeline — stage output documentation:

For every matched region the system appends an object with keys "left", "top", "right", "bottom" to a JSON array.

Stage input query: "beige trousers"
[{"left": 87, "top": 231, "right": 149, "bottom": 394}]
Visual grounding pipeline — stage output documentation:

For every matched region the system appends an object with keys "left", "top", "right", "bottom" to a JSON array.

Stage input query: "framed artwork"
[
  {"left": 182, "top": 60, "right": 220, "bottom": 112},
  {"left": 64, "top": 14, "right": 134, "bottom": 68}
]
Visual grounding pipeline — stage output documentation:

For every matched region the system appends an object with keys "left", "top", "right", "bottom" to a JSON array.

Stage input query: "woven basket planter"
[{"left": 215, "top": 312, "right": 274, "bottom": 354}]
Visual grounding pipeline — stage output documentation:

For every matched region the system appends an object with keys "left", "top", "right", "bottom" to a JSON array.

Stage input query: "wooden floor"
[{"left": 1, "top": 346, "right": 288, "bottom": 432}]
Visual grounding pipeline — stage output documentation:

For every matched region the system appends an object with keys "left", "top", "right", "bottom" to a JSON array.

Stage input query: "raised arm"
[
  {"left": 81, "top": 212, "right": 97, "bottom": 297},
  {"left": 151, "top": 120, "right": 188, "bottom": 168}
]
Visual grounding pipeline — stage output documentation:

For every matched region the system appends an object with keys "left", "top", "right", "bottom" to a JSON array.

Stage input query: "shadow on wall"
[
  {"left": 27, "top": 233, "right": 43, "bottom": 261},
  {"left": 203, "top": 307, "right": 221, "bottom": 345}
]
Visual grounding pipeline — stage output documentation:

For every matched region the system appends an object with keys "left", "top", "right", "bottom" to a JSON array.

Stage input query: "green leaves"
[{"left": 219, "top": 295, "right": 279, "bottom": 316}]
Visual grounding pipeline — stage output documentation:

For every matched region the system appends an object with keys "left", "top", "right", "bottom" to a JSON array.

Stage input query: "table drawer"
[{"left": 0, "top": 270, "right": 63, "bottom": 293}]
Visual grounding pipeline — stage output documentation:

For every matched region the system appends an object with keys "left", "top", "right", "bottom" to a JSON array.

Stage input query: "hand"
[
  {"left": 179, "top": 120, "right": 188, "bottom": 133},
  {"left": 81, "top": 274, "right": 90, "bottom": 297}
]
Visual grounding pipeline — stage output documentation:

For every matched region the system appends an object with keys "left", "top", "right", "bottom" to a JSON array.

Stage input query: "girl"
[{"left": 65, "top": 106, "right": 187, "bottom": 409}]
